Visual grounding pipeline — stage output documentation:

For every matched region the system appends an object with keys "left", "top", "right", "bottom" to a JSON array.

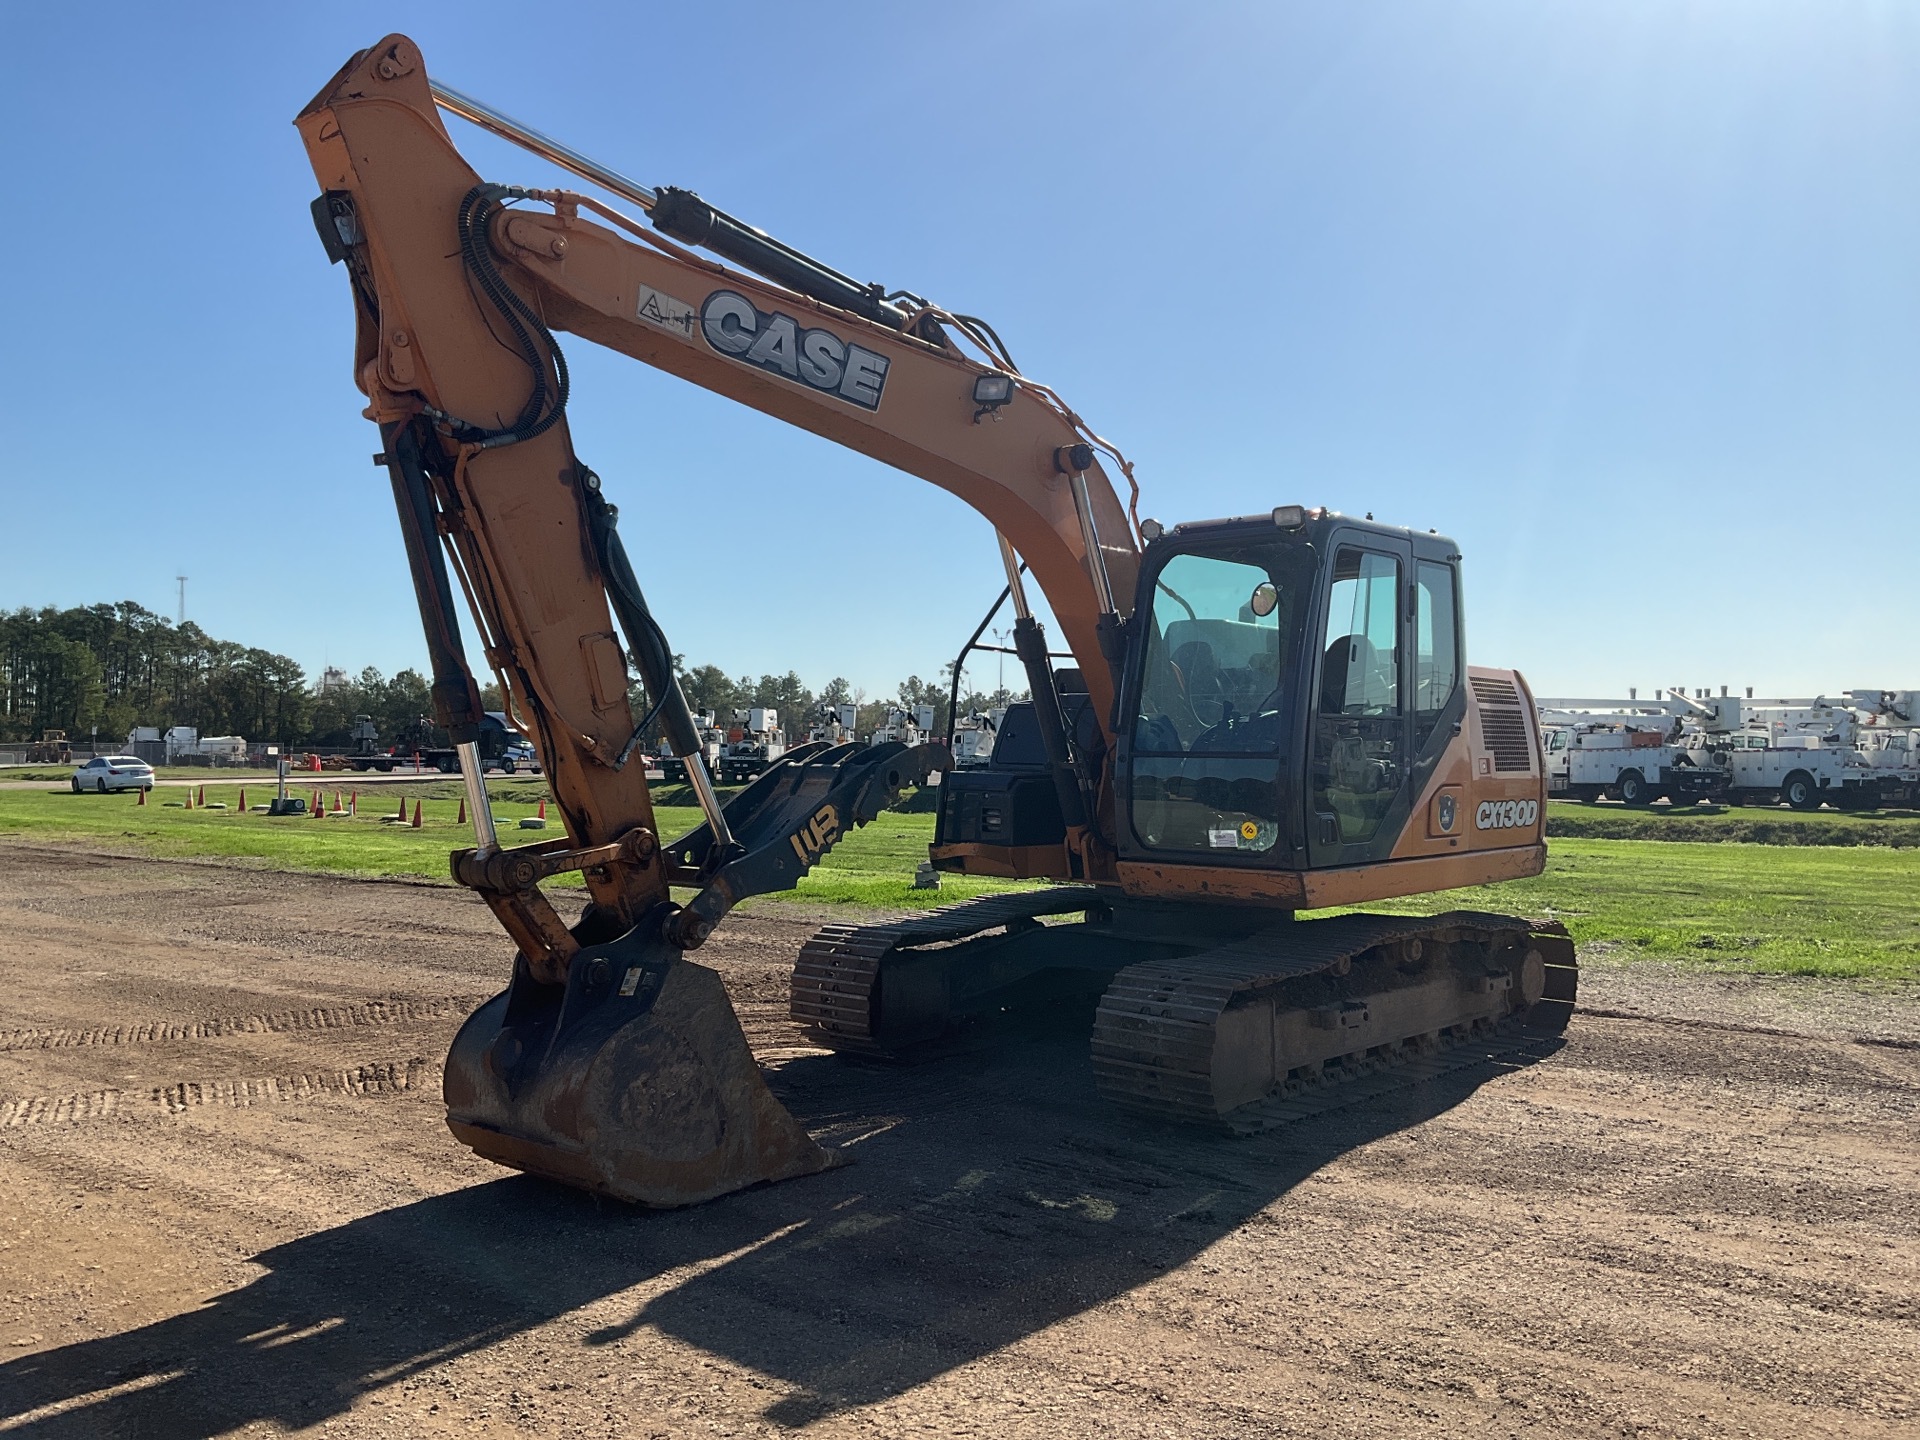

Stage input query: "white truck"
[
  {"left": 950, "top": 708, "right": 1004, "bottom": 769},
  {"left": 1549, "top": 688, "right": 1918, "bottom": 811},
  {"left": 1667, "top": 691, "right": 1899, "bottom": 810},
  {"left": 1853, "top": 728, "right": 1918, "bottom": 807},
  {"left": 655, "top": 709, "right": 725, "bottom": 785},
  {"left": 1699, "top": 730, "right": 1880, "bottom": 810},
  {"left": 718, "top": 707, "right": 786, "bottom": 785},
  {"left": 1550, "top": 716, "right": 1727, "bottom": 807},
  {"left": 805, "top": 703, "right": 860, "bottom": 748},
  {"left": 867, "top": 704, "right": 937, "bottom": 749}
]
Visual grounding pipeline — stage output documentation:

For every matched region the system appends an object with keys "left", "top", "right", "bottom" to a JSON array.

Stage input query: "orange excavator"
[{"left": 297, "top": 37, "right": 1575, "bottom": 1207}]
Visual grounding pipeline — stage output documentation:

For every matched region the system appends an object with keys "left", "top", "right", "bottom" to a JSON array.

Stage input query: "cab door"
[{"left": 1306, "top": 532, "right": 1417, "bottom": 867}]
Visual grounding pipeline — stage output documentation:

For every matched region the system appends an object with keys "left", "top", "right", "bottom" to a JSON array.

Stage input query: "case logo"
[
  {"left": 1475, "top": 798, "right": 1539, "bottom": 830},
  {"left": 700, "top": 290, "right": 890, "bottom": 410},
  {"left": 1436, "top": 793, "right": 1456, "bottom": 833}
]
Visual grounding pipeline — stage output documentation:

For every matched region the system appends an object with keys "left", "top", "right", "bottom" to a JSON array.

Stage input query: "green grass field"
[
  {"left": 0, "top": 782, "right": 1027, "bottom": 913},
  {"left": 1545, "top": 799, "right": 1920, "bottom": 847},
  {"left": 2, "top": 785, "right": 1913, "bottom": 981}
]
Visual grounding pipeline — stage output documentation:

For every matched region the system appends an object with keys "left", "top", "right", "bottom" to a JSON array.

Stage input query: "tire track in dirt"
[
  {"left": 0, "top": 996, "right": 487, "bottom": 1053},
  {"left": 0, "top": 1058, "right": 438, "bottom": 1127}
]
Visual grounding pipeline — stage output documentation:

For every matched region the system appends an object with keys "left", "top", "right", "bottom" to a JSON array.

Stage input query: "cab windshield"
[
  {"left": 1133, "top": 549, "right": 1307, "bottom": 755},
  {"left": 1129, "top": 541, "right": 1313, "bottom": 856}
]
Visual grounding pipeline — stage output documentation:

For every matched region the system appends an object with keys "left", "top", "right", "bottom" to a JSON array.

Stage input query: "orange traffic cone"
[
  {"left": 349, "top": 789, "right": 358, "bottom": 816},
  {"left": 395, "top": 792, "right": 407, "bottom": 820},
  {"left": 411, "top": 800, "right": 423, "bottom": 829},
  {"left": 183, "top": 789, "right": 193, "bottom": 811},
  {"left": 537, "top": 798, "right": 547, "bottom": 820},
  {"left": 198, "top": 784, "right": 206, "bottom": 807},
  {"left": 238, "top": 787, "right": 246, "bottom": 812},
  {"left": 312, "top": 788, "right": 324, "bottom": 817},
  {"left": 456, "top": 797, "right": 466, "bottom": 825},
  {"left": 310, "top": 754, "right": 322, "bottom": 773},
  {"left": 138, "top": 786, "right": 147, "bottom": 807}
]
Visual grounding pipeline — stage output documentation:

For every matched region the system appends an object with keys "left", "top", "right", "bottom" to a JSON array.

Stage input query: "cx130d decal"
[
  {"left": 1475, "top": 798, "right": 1539, "bottom": 830},
  {"left": 700, "top": 290, "right": 890, "bottom": 410}
]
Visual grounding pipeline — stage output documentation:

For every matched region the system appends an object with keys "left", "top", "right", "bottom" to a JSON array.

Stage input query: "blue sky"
[{"left": 2, "top": 2, "right": 1913, "bottom": 701}]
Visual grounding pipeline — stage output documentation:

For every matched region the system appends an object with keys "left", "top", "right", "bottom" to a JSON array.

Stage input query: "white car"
[{"left": 70, "top": 756, "right": 155, "bottom": 794}]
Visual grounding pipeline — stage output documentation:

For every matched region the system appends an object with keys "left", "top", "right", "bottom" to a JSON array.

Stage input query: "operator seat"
[
  {"left": 1321, "top": 634, "right": 1377, "bottom": 713},
  {"left": 1171, "top": 639, "right": 1221, "bottom": 699}
]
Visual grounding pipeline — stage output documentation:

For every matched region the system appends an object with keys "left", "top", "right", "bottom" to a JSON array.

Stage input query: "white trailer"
[{"left": 196, "top": 735, "right": 249, "bottom": 765}]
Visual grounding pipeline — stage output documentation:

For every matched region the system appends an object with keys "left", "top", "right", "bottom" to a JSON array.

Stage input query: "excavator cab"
[
  {"left": 937, "top": 509, "right": 1471, "bottom": 888},
  {"left": 1123, "top": 511, "right": 1464, "bottom": 872}
]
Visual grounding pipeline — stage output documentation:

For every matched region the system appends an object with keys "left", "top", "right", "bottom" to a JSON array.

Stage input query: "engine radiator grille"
[{"left": 1471, "top": 676, "right": 1535, "bottom": 773}]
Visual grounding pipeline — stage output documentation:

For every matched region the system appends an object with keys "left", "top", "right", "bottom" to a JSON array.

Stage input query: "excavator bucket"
[
  {"left": 444, "top": 917, "right": 836, "bottom": 1207},
  {"left": 443, "top": 739, "right": 947, "bottom": 1207}
]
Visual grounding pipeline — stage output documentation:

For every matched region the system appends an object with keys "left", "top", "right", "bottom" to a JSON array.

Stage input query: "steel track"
[{"left": 790, "top": 894, "right": 1577, "bottom": 1126}]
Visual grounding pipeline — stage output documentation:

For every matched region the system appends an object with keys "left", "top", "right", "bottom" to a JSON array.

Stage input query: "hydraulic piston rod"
[
  {"left": 457, "top": 740, "right": 499, "bottom": 856},
  {"left": 431, "top": 81, "right": 659, "bottom": 214}
]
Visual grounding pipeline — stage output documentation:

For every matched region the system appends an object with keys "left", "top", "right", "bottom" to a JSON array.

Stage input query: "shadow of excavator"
[{"left": 0, "top": 1005, "right": 1564, "bottom": 1436}]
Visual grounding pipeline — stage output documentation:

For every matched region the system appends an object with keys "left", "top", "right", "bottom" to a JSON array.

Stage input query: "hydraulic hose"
[
  {"left": 382, "top": 421, "right": 485, "bottom": 744},
  {"left": 580, "top": 477, "right": 700, "bottom": 762}
]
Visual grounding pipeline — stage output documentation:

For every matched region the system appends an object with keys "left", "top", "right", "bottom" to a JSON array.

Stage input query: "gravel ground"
[{"left": 0, "top": 843, "right": 1914, "bottom": 1438}]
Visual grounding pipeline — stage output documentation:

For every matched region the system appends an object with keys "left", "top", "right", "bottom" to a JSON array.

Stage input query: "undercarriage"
[{"left": 794, "top": 892, "right": 1576, "bottom": 1130}]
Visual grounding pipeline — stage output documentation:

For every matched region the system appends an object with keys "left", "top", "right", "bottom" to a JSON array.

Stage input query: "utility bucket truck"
[
  {"left": 1536, "top": 700, "right": 1725, "bottom": 807},
  {"left": 1673, "top": 692, "right": 1889, "bottom": 810}
]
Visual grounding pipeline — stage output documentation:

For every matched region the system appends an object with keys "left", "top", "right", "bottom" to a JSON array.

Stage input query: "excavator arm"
[
  {"left": 298, "top": 36, "right": 1138, "bottom": 839},
  {"left": 296, "top": 36, "right": 1144, "bottom": 1204}
]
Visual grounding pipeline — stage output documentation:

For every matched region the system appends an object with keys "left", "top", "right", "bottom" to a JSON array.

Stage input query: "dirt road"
[{"left": 1, "top": 844, "right": 1914, "bottom": 1438}]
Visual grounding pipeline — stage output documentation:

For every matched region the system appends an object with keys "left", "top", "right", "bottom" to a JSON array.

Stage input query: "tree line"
[
  {"left": 2, "top": 603, "right": 310, "bottom": 746},
  {"left": 2, "top": 602, "right": 1023, "bottom": 749}
]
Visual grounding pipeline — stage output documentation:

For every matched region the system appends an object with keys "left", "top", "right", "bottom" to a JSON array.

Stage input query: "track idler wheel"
[{"left": 444, "top": 913, "right": 837, "bottom": 1207}]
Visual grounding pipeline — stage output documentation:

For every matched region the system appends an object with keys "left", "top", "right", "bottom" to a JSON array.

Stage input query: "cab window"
[
  {"left": 1319, "top": 549, "right": 1399, "bottom": 715},
  {"left": 1311, "top": 547, "right": 1404, "bottom": 849},
  {"left": 1413, "top": 561, "right": 1458, "bottom": 749}
]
